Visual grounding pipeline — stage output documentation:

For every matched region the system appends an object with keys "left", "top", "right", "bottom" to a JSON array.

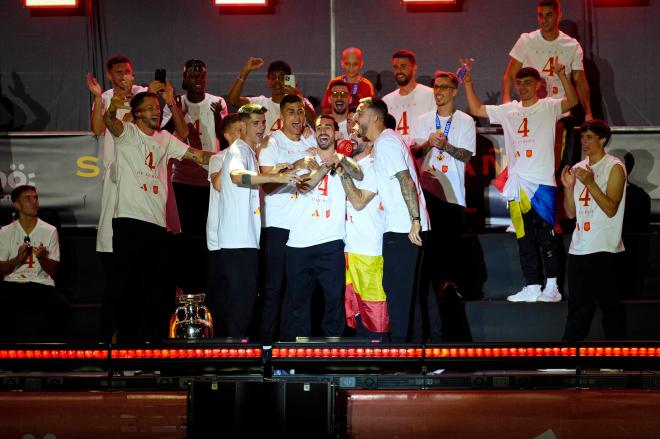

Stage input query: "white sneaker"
[
  {"left": 507, "top": 285, "right": 541, "bottom": 302},
  {"left": 538, "top": 285, "right": 562, "bottom": 302}
]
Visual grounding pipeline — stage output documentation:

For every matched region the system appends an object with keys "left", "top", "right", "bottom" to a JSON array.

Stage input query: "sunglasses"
[{"left": 331, "top": 91, "right": 349, "bottom": 98}]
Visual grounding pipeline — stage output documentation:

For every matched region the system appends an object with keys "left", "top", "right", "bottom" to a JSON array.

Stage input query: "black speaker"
[{"left": 188, "top": 380, "right": 334, "bottom": 438}]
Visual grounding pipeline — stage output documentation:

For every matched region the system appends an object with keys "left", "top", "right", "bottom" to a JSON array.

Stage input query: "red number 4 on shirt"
[
  {"left": 517, "top": 117, "right": 530, "bottom": 137},
  {"left": 542, "top": 56, "right": 559, "bottom": 77},
  {"left": 397, "top": 112, "right": 409, "bottom": 136},
  {"left": 144, "top": 151, "right": 156, "bottom": 170}
]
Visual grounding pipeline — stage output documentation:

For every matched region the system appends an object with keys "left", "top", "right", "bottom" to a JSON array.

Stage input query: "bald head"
[{"left": 341, "top": 47, "right": 364, "bottom": 80}]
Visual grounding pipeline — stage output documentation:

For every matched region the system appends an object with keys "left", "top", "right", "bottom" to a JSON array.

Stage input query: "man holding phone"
[{"left": 228, "top": 57, "right": 316, "bottom": 132}]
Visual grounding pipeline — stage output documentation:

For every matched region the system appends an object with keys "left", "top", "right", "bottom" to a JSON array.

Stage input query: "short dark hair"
[
  {"left": 11, "top": 185, "right": 37, "bottom": 203},
  {"left": 538, "top": 0, "right": 560, "bottom": 11},
  {"left": 328, "top": 79, "right": 349, "bottom": 91},
  {"left": 392, "top": 50, "right": 416, "bottom": 65},
  {"left": 315, "top": 115, "right": 339, "bottom": 131},
  {"left": 183, "top": 59, "right": 207, "bottom": 76},
  {"left": 106, "top": 54, "right": 132, "bottom": 71},
  {"left": 279, "top": 94, "right": 303, "bottom": 112},
  {"left": 220, "top": 113, "right": 241, "bottom": 134},
  {"left": 384, "top": 114, "right": 397, "bottom": 130},
  {"left": 267, "top": 60, "right": 292, "bottom": 76},
  {"left": 434, "top": 70, "right": 459, "bottom": 88},
  {"left": 580, "top": 119, "right": 612, "bottom": 146},
  {"left": 368, "top": 99, "right": 389, "bottom": 121},
  {"left": 516, "top": 67, "right": 541, "bottom": 81},
  {"left": 130, "top": 92, "right": 160, "bottom": 120},
  {"left": 238, "top": 104, "right": 267, "bottom": 122}
]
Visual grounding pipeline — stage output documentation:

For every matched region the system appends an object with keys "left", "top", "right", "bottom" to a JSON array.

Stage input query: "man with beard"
[
  {"left": 207, "top": 104, "right": 301, "bottom": 338},
  {"left": 228, "top": 57, "right": 316, "bottom": 132},
  {"left": 103, "top": 90, "right": 213, "bottom": 341},
  {"left": 321, "top": 47, "right": 375, "bottom": 114},
  {"left": 86, "top": 55, "right": 187, "bottom": 341},
  {"left": 465, "top": 65, "right": 578, "bottom": 304},
  {"left": 282, "top": 115, "right": 363, "bottom": 340},
  {"left": 257, "top": 94, "right": 319, "bottom": 343},
  {"left": 327, "top": 79, "right": 353, "bottom": 139},
  {"left": 340, "top": 129, "right": 389, "bottom": 338},
  {"left": 383, "top": 50, "right": 436, "bottom": 146},
  {"left": 356, "top": 99, "right": 429, "bottom": 342}
]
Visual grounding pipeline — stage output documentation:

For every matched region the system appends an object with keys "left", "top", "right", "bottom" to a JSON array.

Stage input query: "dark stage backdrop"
[{"left": 1, "top": 0, "right": 659, "bottom": 132}]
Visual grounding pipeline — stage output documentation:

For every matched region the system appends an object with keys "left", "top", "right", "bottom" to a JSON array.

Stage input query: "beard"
[
  {"left": 395, "top": 73, "right": 411, "bottom": 87},
  {"left": 333, "top": 103, "right": 348, "bottom": 115}
]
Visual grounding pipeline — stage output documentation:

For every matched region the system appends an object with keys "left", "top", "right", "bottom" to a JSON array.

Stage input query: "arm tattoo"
[
  {"left": 340, "top": 173, "right": 363, "bottom": 209},
  {"left": 395, "top": 170, "right": 420, "bottom": 219},
  {"left": 339, "top": 156, "right": 364, "bottom": 181},
  {"left": 241, "top": 173, "right": 252, "bottom": 186},
  {"left": 444, "top": 144, "right": 473, "bottom": 163}
]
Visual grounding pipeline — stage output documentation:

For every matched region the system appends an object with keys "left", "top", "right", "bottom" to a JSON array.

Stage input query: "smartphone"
[
  {"left": 155, "top": 69, "right": 167, "bottom": 84},
  {"left": 284, "top": 74, "right": 296, "bottom": 88}
]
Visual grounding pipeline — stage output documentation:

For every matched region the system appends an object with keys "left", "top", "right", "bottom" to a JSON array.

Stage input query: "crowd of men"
[{"left": 0, "top": 0, "right": 627, "bottom": 343}]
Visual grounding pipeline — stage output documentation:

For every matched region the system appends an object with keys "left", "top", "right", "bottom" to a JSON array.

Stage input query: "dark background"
[{"left": 1, "top": 0, "right": 658, "bottom": 132}]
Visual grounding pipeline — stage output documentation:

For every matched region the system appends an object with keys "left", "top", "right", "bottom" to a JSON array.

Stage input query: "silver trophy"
[{"left": 169, "top": 294, "right": 214, "bottom": 339}]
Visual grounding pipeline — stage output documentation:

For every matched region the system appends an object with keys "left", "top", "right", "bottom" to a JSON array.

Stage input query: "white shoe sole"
[{"left": 538, "top": 295, "right": 562, "bottom": 303}]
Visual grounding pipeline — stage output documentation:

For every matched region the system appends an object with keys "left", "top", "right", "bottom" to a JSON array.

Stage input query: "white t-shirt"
[
  {"left": 211, "top": 140, "right": 262, "bottom": 249},
  {"left": 374, "top": 129, "right": 430, "bottom": 233},
  {"left": 257, "top": 129, "right": 317, "bottom": 229},
  {"left": 172, "top": 93, "right": 228, "bottom": 186},
  {"left": 412, "top": 109, "right": 476, "bottom": 207},
  {"left": 95, "top": 86, "right": 174, "bottom": 251},
  {"left": 485, "top": 98, "right": 564, "bottom": 198},
  {"left": 206, "top": 149, "right": 228, "bottom": 251},
  {"left": 345, "top": 156, "right": 385, "bottom": 256},
  {"left": 0, "top": 219, "right": 59, "bottom": 287},
  {"left": 113, "top": 122, "right": 189, "bottom": 228},
  {"left": 569, "top": 154, "right": 626, "bottom": 255},
  {"left": 383, "top": 84, "right": 436, "bottom": 146},
  {"left": 287, "top": 157, "right": 346, "bottom": 248},
  {"left": 337, "top": 119, "right": 350, "bottom": 140},
  {"left": 247, "top": 95, "right": 314, "bottom": 134},
  {"left": 510, "top": 29, "right": 584, "bottom": 99}
]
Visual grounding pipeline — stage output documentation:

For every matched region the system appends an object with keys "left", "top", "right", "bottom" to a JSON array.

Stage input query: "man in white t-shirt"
[
  {"left": 465, "top": 65, "right": 578, "bottom": 303},
  {"left": 206, "top": 104, "right": 300, "bottom": 338},
  {"left": 503, "top": 0, "right": 592, "bottom": 170},
  {"left": 561, "top": 120, "right": 626, "bottom": 341},
  {"left": 356, "top": 99, "right": 430, "bottom": 342},
  {"left": 282, "top": 115, "right": 363, "bottom": 340},
  {"left": 0, "top": 185, "right": 70, "bottom": 340},
  {"left": 383, "top": 50, "right": 436, "bottom": 147},
  {"left": 227, "top": 58, "right": 316, "bottom": 132},
  {"left": 171, "top": 59, "right": 229, "bottom": 294},
  {"left": 257, "top": 94, "right": 319, "bottom": 342},
  {"left": 413, "top": 71, "right": 476, "bottom": 341},
  {"left": 86, "top": 54, "right": 188, "bottom": 341},
  {"left": 327, "top": 79, "right": 353, "bottom": 139},
  {"left": 104, "top": 90, "right": 213, "bottom": 341},
  {"left": 340, "top": 133, "right": 389, "bottom": 338}
]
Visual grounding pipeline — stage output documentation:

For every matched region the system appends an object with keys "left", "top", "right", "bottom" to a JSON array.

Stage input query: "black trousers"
[
  {"left": 171, "top": 182, "right": 209, "bottom": 293},
  {"left": 207, "top": 248, "right": 259, "bottom": 338},
  {"left": 0, "top": 281, "right": 71, "bottom": 341},
  {"left": 112, "top": 217, "right": 171, "bottom": 342},
  {"left": 98, "top": 251, "right": 118, "bottom": 341},
  {"left": 282, "top": 240, "right": 345, "bottom": 340},
  {"left": 258, "top": 227, "right": 290, "bottom": 343},
  {"left": 517, "top": 208, "right": 558, "bottom": 285},
  {"left": 382, "top": 232, "right": 423, "bottom": 343},
  {"left": 563, "top": 252, "right": 626, "bottom": 342}
]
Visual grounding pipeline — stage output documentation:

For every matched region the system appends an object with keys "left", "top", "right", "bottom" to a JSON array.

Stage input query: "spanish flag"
[{"left": 344, "top": 253, "right": 390, "bottom": 333}]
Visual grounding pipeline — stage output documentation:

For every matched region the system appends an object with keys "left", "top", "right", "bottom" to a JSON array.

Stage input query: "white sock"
[{"left": 545, "top": 278, "right": 558, "bottom": 290}]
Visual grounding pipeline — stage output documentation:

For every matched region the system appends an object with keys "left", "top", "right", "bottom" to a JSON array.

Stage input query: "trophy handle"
[{"left": 199, "top": 306, "right": 213, "bottom": 325}]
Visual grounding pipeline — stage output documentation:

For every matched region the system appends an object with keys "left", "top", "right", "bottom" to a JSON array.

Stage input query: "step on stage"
[{"left": 2, "top": 340, "right": 660, "bottom": 438}]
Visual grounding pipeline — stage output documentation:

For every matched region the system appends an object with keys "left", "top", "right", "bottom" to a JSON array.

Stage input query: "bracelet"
[
  {"left": 167, "top": 103, "right": 174, "bottom": 108},
  {"left": 411, "top": 216, "right": 421, "bottom": 222},
  {"left": 237, "top": 76, "right": 245, "bottom": 82}
]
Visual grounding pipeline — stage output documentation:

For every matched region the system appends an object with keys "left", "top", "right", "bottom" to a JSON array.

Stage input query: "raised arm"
[
  {"left": 463, "top": 69, "right": 488, "bottom": 119},
  {"left": 339, "top": 171, "right": 375, "bottom": 211},
  {"left": 103, "top": 93, "right": 128, "bottom": 137},
  {"left": 571, "top": 70, "right": 593, "bottom": 121},
  {"left": 86, "top": 73, "right": 105, "bottom": 135},
  {"left": 228, "top": 57, "right": 264, "bottom": 109},
  {"left": 395, "top": 169, "right": 422, "bottom": 246},
  {"left": 502, "top": 57, "right": 522, "bottom": 104},
  {"left": 555, "top": 63, "right": 579, "bottom": 114}
]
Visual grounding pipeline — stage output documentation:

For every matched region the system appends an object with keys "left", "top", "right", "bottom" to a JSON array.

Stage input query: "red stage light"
[
  {"left": 402, "top": 0, "right": 456, "bottom": 2},
  {"left": 25, "top": 0, "right": 78, "bottom": 6},
  {"left": 214, "top": 0, "right": 267, "bottom": 5}
]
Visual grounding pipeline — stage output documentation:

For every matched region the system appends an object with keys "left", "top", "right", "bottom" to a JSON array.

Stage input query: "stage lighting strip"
[
  {"left": 0, "top": 349, "right": 107, "bottom": 360},
  {"left": 111, "top": 348, "right": 262, "bottom": 360},
  {"left": 579, "top": 347, "right": 660, "bottom": 357},
  {"left": 425, "top": 347, "right": 577, "bottom": 358},
  {"left": 272, "top": 347, "right": 424, "bottom": 359}
]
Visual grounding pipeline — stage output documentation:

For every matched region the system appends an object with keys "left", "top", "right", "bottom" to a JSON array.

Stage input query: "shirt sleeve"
[
  {"left": 47, "top": 227, "right": 60, "bottom": 262},
  {"left": 258, "top": 136, "right": 279, "bottom": 167},
  {"left": 0, "top": 228, "right": 10, "bottom": 261},
  {"left": 166, "top": 133, "right": 191, "bottom": 162},
  {"left": 509, "top": 34, "right": 527, "bottom": 63},
  {"left": 411, "top": 113, "right": 432, "bottom": 147},
  {"left": 356, "top": 165, "right": 378, "bottom": 194},
  {"left": 485, "top": 105, "right": 504, "bottom": 125},
  {"left": 208, "top": 152, "right": 224, "bottom": 178},
  {"left": 458, "top": 115, "right": 477, "bottom": 156},
  {"left": 571, "top": 41, "right": 585, "bottom": 72},
  {"left": 378, "top": 138, "right": 408, "bottom": 178},
  {"left": 549, "top": 98, "right": 564, "bottom": 122},
  {"left": 115, "top": 120, "right": 132, "bottom": 142},
  {"left": 226, "top": 149, "right": 247, "bottom": 173}
]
